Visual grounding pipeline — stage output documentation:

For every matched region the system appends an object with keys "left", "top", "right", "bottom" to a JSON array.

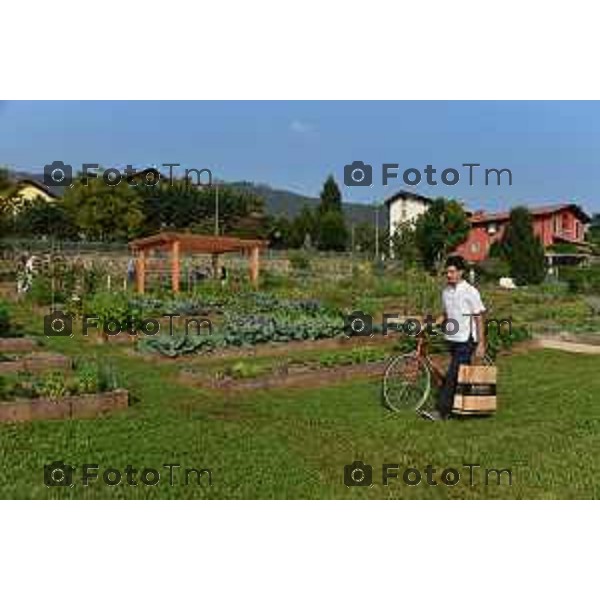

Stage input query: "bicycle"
[{"left": 382, "top": 330, "right": 444, "bottom": 413}]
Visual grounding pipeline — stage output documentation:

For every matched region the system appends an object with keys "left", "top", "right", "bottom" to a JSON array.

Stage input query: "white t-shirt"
[{"left": 442, "top": 280, "right": 486, "bottom": 343}]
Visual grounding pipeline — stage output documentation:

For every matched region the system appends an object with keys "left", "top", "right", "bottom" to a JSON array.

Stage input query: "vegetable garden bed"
[
  {"left": 0, "top": 337, "right": 38, "bottom": 352},
  {"left": 180, "top": 345, "right": 435, "bottom": 392},
  {"left": 0, "top": 352, "right": 71, "bottom": 374},
  {"left": 191, "top": 361, "right": 387, "bottom": 392},
  {"left": 0, "top": 389, "right": 129, "bottom": 422},
  {"left": 136, "top": 334, "right": 397, "bottom": 363}
]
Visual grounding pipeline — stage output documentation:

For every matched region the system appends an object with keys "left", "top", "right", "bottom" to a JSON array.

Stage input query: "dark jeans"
[{"left": 437, "top": 339, "right": 476, "bottom": 417}]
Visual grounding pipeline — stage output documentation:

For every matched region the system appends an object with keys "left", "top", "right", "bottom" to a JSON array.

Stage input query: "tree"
[
  {"left": 137, "top": 180, "right": 266, "bottom": 238},
  {"left": 587, "top": 213, "right": 600, "bottom": 253},
  {"left": 267, "top": 216, "right": 293, "bottom": 249},
  {"left": 62, "top": 174, "right": 144, "bottom": 241},
  {"left": 313, "top": 175, "right": 348, "bottom": 250},
  {"left": 0, "top": 167, "right": 14, "bottom": 196},
  {"left": 502, "top": 206, "right": 546, "bottom": 285},
  {"left": 290, "top": 206, "right": 317, "bottom": 248},
  {"left": 352, "top": 222, "right": 375, "bottom": 253},
  {"left": 318, "top": 210, "right": 348, "bottom": 251},
  {"left": 350, "top": 222, "right": 390, "bottom": 257},
  {"left": 13, "top": 196, "right": 77, "bottom": 239},
  {"left": 318, "top": 175, "right": 342, "bottom": 214},
  {"left": 391, "top": 222, "right": 419, "bottom": 267},
  {"left": 414, "top": 198, "right": 470, "bottom": 271}
]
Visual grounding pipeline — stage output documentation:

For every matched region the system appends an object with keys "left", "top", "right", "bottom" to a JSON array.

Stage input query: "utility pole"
[
  {"left": 214, "top": 182, "right": 219, "bottom": 236},
  {"left": 351, "top": 224, "right": 355, "bottom": 255},
  {"left": 374, "top": 204, "right": 380, "bottom": 261}
]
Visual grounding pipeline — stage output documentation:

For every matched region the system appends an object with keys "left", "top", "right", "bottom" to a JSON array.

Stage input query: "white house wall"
[{"left": 388, "top": 197, "right": 429, "bottom": 238}]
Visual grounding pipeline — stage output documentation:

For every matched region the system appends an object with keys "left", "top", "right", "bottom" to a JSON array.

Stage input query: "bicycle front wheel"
[{"left": 382, "top": 352, "right": 432, "bottom": 412}]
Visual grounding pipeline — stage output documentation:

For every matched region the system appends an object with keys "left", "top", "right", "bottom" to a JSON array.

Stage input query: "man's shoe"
[{"left": 419, "top": 409, "right": 446, "bottom": 421}]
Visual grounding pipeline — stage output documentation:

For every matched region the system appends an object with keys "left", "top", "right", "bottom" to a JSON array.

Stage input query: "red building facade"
[{"left": 455, "top": 203, "right": 590, "bottom": 262}]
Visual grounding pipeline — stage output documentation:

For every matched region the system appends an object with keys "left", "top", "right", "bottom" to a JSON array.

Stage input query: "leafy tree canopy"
[
  {"left": 414, "top": 198, "right": 470, "bottom": 271},
  {"left": 502, "top": 206, "right": 546, "bottom": 285}
]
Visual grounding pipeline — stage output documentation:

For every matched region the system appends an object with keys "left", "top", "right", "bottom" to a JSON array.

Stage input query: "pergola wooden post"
[
  {"left": 249, "top": 246, "right": 260, "bottom": 288},
  {"left": 129, "top": 233, "right": 268, "bottom": 295},
  {"left": 171, "top": 239, "right": 181, "bottom": 293},
  {"left": 136, "top": 250, "right": 146, "bottom": 294}
]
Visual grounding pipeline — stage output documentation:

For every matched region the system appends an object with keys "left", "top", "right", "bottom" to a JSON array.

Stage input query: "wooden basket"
[{"left": 453, "top": 364, "right": 497, "bottom": 415}]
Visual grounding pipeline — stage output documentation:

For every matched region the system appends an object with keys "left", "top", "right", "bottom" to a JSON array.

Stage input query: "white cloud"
[{"left": 290, "top": 119, "right": 313, "bottom": 134}]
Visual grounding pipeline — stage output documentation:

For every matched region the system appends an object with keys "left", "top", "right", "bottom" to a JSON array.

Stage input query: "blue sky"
[{"left": 0, "top": 100, "right": 598, "bottom": 214}]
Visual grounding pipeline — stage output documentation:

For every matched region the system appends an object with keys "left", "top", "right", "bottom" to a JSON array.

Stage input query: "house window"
[
  {"left": 487, "top": 222, "right": 497, "bottom": 234},
  {"left": 562, "top": 213, "right": 569, "bottom": 231},
  {"left": 470, "top": 242, "right": 480, "bottom": 254},
  {"left": 576, "top": 221, "right": 581, "bottom": 239},
  {"left": 553, "top": 216, "right": 559, "bottom": 233}
]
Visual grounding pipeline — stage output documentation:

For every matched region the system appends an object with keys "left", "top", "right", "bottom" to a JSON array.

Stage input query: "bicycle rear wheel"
[{"left": 382, "top": 352, "right": 432, "bottom": 412}]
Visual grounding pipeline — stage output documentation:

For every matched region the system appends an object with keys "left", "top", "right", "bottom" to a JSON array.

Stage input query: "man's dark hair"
[{"left": 445, "top": 255, "right": 467, "bottom": 271}]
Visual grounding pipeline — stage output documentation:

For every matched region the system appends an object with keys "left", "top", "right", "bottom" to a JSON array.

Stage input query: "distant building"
[
  {"left": 0, "top": 178, "right": 60, "bottom": 213},
  {"left": 385, "top": 190, "right": 432, "bottom": 239},
  {"left": 13, "top": 179, "right": 59, "bottom": 203},
  {"left": 455, "top": 203, "right": 591, "bottom": 262}
]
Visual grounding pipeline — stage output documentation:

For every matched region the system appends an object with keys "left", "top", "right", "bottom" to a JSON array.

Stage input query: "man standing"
[{"left": 422, "top": 255, "right": 486, "bottom": 421}]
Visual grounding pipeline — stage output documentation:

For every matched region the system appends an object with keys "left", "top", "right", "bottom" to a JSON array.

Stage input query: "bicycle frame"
[{"left": 415, "top": 333, "right": 445, "bottom": 388}]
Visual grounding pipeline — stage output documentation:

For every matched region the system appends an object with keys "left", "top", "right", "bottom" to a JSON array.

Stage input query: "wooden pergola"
[{"left": 129, "top": 233, "right": 268, "bottom": 294}]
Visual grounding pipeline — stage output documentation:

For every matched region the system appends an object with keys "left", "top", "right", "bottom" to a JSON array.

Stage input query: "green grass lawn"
[{"left": 1, "top": 319, "right": 599, "bottom": 498}]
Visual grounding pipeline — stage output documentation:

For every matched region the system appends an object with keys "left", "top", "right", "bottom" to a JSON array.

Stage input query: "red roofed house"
[{"left": 455, "top": 203, "right": 591, "bottom": 262}]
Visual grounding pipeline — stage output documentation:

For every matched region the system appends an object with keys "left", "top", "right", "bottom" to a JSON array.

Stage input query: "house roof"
[
  {"left": 384, "top": 190, "right": 433, "bottom": 206},
  {"left": 14, "top": 178, "right": 61, "bottom": 200},
  {"left": 470, "top": 203, "right": 591, "bottom": 224},
  {"left": 129, "top": 232, "right": 268, "bottom": 254}
]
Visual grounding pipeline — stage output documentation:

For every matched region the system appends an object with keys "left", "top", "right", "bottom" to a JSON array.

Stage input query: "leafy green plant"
[
  {"left": 560, "top": 266, "right": 600, "bottom": 295},
  {"left": 318, "top": 352, "right": 343, "bottom": 368},
  {"left": 0, "top": 375, "right": 10, "bottom": 401},
  {"left": 348, "top": 346, "right": 387, "bottom": 364},
  {"left": 225, "top": 361, "right": 264, "bottom": 379},
  {"left": 97, "top": 362, "right": 120, "bottom": 392},
  {"left": 74, "top": 362, "right": 99, "bottom": 394},
  {"left": 289, "top": 252, "right": 311, "bottom": 272},
  {"left": 83, "top": 263, "right": 109, "bottom": 295},
  {"left": 28, "top": 276, "right": 56, "bottom": 306},
  {"left": 316, "top": 347, "right": 387, "bottom": 369},
  {"left": 84, "top": 291, "right": 142, "bottom": 334},
  {"left": 485, "top": 323, "right": 531, "bottom": 359},
  {"left": 34, "top": 371, "right": 68, "bottom": 400},
  {"left": 139, "top": 298, "right": 346, "bottom": 357},
  {"left": 0, "top": 300, "right": 13, "bottom": 337}
]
